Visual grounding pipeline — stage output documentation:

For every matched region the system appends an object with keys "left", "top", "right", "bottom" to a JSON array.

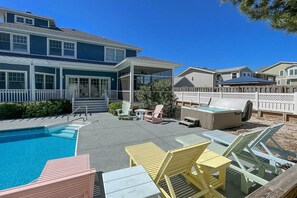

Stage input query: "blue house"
[{"left": 0, "top": 7, "right": 180, "bottom": 111}]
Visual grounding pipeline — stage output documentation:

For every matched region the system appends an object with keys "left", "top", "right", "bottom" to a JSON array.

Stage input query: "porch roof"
[{"left": 115, "top": 56, "right": 181, "bottom": 70}]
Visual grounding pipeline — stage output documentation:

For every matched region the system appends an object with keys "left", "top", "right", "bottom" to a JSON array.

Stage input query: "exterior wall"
[
  {"left": 62, "top": 69, "right": 117, "bottom": 90},
  {"left": 30, "top": 35, "right": 47, "bottom": 55},
  {"left": 263, "top": 63, "right": 295, "bottom": 85},
  {"left": 183, "top": 71, "right": 214, "bottom": 87},
  {"left": 239, "top": 67, "right": 253, "bottom": 76},
  {"left": 76, "top": 42, "right": 104, "bottom": 62},
  {"left": 6, "top": 12, "right": 49, "bottom": 28},
  {"left": 34, "top": 18, "right": 49, "bottom": 28},
  {"left": 220, "top": 72, "right": 239, "bottom": 81}
]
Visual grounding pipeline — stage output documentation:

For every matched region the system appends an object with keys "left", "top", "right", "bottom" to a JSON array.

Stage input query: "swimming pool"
[{"left": 0, "top": 123, "right": 82, "bottom": 190}]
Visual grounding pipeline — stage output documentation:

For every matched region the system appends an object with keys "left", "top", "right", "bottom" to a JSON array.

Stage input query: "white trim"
[
  {"left": 0, "top": 26, "right": 142, "bottom": 52},
  {"left": 0, "top": 69, "right": 27, "bottom": 89},
  {"left": 14, "top": 15, "right": 34, "bottom": 26},
  {"left": 286, "top": 79, "right": 291, "bottom": 85},
  {"left": 231, "top": 72, "right": 237, "bottom": 79},
  {"left": 176, "top": 67, "right": 216, "bottom": 77},
  {"left": 242, "top": 72, "right": 251, "bottom": 77},
  {"left": 104, "top": 46, "right": 126, "bottom": 63},
  {"left": 35, "top": 72, "right": 56, "bottom": 89},
  {"left": 47, "top": 38, "right": 77, "bottom": 59},
  {"left": 288, "top": 67, "right": 297, "bottom": 77},
  {"left": 11, "top": 33, "right": 30, "bottom": 54},
  {"left": 279, "top": 70, "right": 284, "bottom": 77}
]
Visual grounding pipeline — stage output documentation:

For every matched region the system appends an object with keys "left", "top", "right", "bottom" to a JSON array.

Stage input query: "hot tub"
[{"left": 181, "top": 106, "right": 242, "bottom": 130}]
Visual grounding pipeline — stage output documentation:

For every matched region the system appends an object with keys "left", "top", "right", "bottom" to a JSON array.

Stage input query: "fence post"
[
  {"left": 220, "top": 91, "right": 223, "bottom": 98},
  {"left": 197, "top": 91, "right": 200, "bottom": 104},
  {"left": 181, "top": 91, "right": 184, "bottom": 106},
  {"left": 72, "top": 97, "right": 75, "bottom": 112},
  {"left": 255, "top": 92, "right": 259, "bottom": 111},
  {"left": 294, "top": 92, "right": 297, "bottom": 114}
]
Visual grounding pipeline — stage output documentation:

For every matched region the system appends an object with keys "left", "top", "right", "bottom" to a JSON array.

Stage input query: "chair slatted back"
[
  {"left": 154, "top": 141, "right": 210, "bottom": 183},
  {"left": 249, "top": 123, "right": 284, "bottom": 149},
  {"left": 122, "top": 102, "right": 131, "bottom": 114},
  {"left": 222, "top": 130, "right": 262, "bottom": 157},
  {"left": 153, "top": 105, "right": 164, "bottom": 118}
]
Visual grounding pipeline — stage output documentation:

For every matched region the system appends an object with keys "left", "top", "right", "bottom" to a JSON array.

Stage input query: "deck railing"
[{"left": 175, "top": 91, "right": 297, "bottom": 115}]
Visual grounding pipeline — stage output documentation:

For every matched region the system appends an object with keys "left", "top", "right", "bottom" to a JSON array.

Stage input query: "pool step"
[{"left": 51, "top": 132, "right": 76, "bottom": 139}]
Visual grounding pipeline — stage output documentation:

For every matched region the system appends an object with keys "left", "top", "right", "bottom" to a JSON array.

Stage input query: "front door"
[
  {"left": 79, "top": 78, "right": 89, "bottom": 97},
  {"left": 91, "top": 79, "right": 100, "bottom": 97}
]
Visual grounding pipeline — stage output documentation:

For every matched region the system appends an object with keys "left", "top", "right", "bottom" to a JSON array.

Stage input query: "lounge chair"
[
  {"left": 125, "top": 141, "right": 225, "bottom": 198},
  {"left": 116, "top": 101, "right": 132, "bottom": 120},
  {"left": 144, "top": 104, "right": 164, "bottom": 124},
  {"left": 202, "top": 123, "right": 295, "bottom": 166},
  {"left": 0, "top": 154, "right": 96, "bottom": 197},
  {"left": 176, "top": 131, "right": 278, "bottom": 194}
]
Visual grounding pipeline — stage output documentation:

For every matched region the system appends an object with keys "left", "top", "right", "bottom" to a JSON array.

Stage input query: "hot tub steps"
[{"left": 179, "top": 117, "right": 200, "bottom": 127}]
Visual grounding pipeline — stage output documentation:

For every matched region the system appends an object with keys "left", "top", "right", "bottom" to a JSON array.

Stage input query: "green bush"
[
  {"left": 108, "top": 102, "right": 122, "bottom": 116},
  {"left": 0, "top": 99, "right": 72, "bottom": 120}
]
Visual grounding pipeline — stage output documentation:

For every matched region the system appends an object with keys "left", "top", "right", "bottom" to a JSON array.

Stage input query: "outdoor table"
[
  {"left": 102, "top": 165, "right": 160, "bottom": 198},
  {"left": 135, "top": 109, "right": 147, "bottom": 120}
]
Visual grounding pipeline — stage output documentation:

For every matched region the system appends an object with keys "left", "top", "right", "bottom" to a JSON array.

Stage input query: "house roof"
[
  {"left": 259, "top": 61, "right": 297, "bottom": 72},
  {"left": 220, "top": 76, "right": 275, "bottom": 85},
  {"left": 176, "top": 66, "right": 216, "bottom": 77},
  {"left": 126, "top": 56, "right": 180, "bottom": 65},
  {"left": 215, "top": 66, "right": 249, "bottom": 73},
  {"left": 0, "top": 22, "right": 142, "bottom": 51}
]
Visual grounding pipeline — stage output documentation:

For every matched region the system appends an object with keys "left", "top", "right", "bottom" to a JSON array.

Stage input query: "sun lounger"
[
  {"left": 144, "top": 105, "right": 163, "bottom": 124},
  {"left": 0, "top": 154, "right": 96, "bottom": 198},
  {"left": 202, "top": 123, "right": 295, "bottom": 166},
  {"left": 176, "top": 131, "right": 278, "bottom": 194},
  {"left": 125, "top": 141, "right": 225, "bottom": 198}
]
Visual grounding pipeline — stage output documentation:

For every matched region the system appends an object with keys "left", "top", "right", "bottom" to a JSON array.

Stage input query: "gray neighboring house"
[
  {"left": 174, "top": 67, "right": 218, "bottom": 87},
  {"left": 175, "top": 66, "right": 254, "bottom": 87}
]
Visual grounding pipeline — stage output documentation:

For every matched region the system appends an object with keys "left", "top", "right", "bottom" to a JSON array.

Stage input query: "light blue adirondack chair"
[{"left": 116, "top": 102, "right": 132, "bottom": 120}]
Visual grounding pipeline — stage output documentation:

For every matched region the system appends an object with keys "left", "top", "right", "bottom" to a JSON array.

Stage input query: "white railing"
[
  {"left": 35, "top": 89, "right": 65, "bottom": 101},
  {"left": 0, "top": 89, "right": 31, "bottom": 102},
  {"left": 175, "top": 91, "right": 297, "bottom": 115}
]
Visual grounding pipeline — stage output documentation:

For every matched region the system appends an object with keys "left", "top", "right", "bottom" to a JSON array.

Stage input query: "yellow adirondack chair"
[{"left": 125, "top": 142, "right": 225, "bottom": 198}]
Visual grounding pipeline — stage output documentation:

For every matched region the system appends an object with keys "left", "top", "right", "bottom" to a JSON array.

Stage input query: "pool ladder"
[{"left": 67, "top": 105, "right": 88, "bottom": 122}]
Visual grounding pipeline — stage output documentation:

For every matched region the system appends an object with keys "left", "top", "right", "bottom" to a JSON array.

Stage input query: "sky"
[{"left": 1, "top": 0, "right": 297, "bottom": 75}]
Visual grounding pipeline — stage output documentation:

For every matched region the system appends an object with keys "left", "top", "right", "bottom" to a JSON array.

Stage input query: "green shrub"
[
  {"left": 0, "top": 99, "right": 72, "bottom": 120},
  {"left": 108, "top": 102, "right": 122, "bottom": 116}
]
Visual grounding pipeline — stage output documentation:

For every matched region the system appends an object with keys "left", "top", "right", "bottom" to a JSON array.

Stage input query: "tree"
[
  {"left": 135, "top": 80, "right": 177, "bottom": 118},
  {"left": 222, "top": 0, "right": 297, "bottom": 33}
]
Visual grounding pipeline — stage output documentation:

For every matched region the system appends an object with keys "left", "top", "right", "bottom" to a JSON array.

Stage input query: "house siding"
[
  {"left": 6, "top": 13, "right": 14, "bottom": 23},
  {"left": 77, "top": 42, "right": 104, "bottom": 62},
  {"left": 30, "top": 35, "right": 47, "bottom": 55},
  {"left": 126, "top": 49, "right": 137, "bottom": 57},
  {"left": 34, "top": 18, "right": 48, "bottom": 28},
  {"left": 62, "top": 69, "right": 117, "bottom": 90}
]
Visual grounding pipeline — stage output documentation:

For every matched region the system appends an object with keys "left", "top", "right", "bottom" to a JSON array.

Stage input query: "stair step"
[
  {"left": 60, "top": 129, "right": 76, "bottom": 134},
  {"left": 51, "top": 132, "right": 76, "bottom": 139}
]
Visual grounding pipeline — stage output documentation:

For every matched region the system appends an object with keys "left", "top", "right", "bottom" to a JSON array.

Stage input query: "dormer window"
[
  {"left": 15, "top": 15, "right": 34, "bottom": 26},
  {"left": 105, "top": 47, "right": 125, "bottom": 63}
]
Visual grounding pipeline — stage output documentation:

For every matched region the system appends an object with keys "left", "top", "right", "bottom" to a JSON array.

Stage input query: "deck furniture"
[
  {"left": 135, "top": 109, "right": 147, "bottom": 120},
  {"left": 176, "top": 131, "right": 278, "bottom": 194},
  {"left": 0, "top": 154, "right": 96, "bottom": 198},
  {"left": 116, "top": 102, "right": 132, "bottom": 120},
  {"left": 181, "top": 106, "right": 242, "bottom": 130},
  {"left": 144, "top": 105, "right": 164, "bottom": 124},
  {"left": 202, "top": 123, "right": 295, "bottom": 166},
  {"left": 125, "top": 141, "right": 225, "bottom": 198},
  {"left": 179, "top": 116, "right": 200, "bottom": 127},
  {"left": 103, "top": 165, "right": 160, "bottom": 198}
]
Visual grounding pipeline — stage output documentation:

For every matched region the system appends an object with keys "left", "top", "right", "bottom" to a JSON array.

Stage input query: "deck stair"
[
  {"left": 73, "top": 98, "right": 108, "bottom": 113},
  {"left": 179, "top": 117, "right": 200, "bottom": 127}
]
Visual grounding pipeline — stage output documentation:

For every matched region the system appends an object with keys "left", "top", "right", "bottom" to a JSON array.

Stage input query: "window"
[
  {"left": 277, "top": 80, "right": 280, "bottom": 85},
  {"left": 0, "top": 72, "right": 5, "bottom": 89},
  {"left": 105, "top": 47, "right": 125, "bottom": 62},
  {"left": 15, "top": 15, "right": 34, "bottom": 25},
  {"left": 8, "top": 72, "right": 25, "bottom": 89},
  {"left": 12, "top": 35, "right": 28, "bottom": 52},
  {"left": 242, "top": 72, "right": 251, "bottom": 77},
  {"left": 48, "top": 39, "right": 76, "bottom": 57},
  {"left": 0, "top": 32, "right": 10, "bottom": 51},
  {"left": 286, "top": 80, "right": 291, "bottom": 85},
  {"left": 231, "top": 73, "right": 237, "bottom": 79},
  {"left": 35, "top": 73, "right": 55, "bottom": 89},
  {"left": 289, "top": 69, "right": 294, "bottom": 76},
  {"left": 63, "top": 42, "right": 75, "bottom": 57},
  {"left": 279, "top": 70, "right": 284, "bottom": 76}
]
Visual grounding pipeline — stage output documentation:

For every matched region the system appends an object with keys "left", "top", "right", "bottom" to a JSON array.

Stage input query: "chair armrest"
[
  {"left": 116, "top": 109, "right": 122, "bottom": 114},
  {"left": 145, "top": 110, "right": 153, "bottom": 116}
]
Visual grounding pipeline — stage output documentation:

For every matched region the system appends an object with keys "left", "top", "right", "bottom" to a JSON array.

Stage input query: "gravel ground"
[{"left": 223, "top": 113, "right": 297, "bottom": 160}]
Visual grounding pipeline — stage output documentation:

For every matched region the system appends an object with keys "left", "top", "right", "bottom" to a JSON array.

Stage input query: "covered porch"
[{"left": 115, "top": 56, "right": 181, "bottom": 103}]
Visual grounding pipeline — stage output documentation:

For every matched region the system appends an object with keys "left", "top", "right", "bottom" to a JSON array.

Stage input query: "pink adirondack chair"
[
  {"left": 0, "top": 154, "right": 96, "bottom": 198},
  {"left": 144, "top": 105, "right": 164, "bottom": 124}
]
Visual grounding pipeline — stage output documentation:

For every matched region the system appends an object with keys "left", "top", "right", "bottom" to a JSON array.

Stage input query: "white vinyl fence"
[{"left": 175, "top": 91, "right": 297, "bottom": 115}]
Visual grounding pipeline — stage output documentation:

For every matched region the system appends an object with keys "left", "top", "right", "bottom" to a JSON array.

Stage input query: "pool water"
[
  {"left": 0, "top": 124, "right": 82, "bottom": 190},
  {"left": 198, "top": 106, "right": 229, "bottom": 112}
]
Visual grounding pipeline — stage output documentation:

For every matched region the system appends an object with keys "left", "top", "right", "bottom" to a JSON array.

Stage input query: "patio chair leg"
[
  {"left": 240, "top": 175, "right": 250, "bottom": 194},
  {"left": 164, "top": 175, "right": 176, "bottom": 198}
]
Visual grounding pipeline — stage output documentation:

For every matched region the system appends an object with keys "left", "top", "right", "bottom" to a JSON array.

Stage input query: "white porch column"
[
  {"left": 171, "top": 69, "right": 174, "bottom": 92},
  {"left": 59, "top": 65, "right": 63, "bottom": 99},
  {"left": 129, "top": 64, "right": 134, "bottom": 103},
  {"left": 30, "top": 62, "right": 35, "bottom": 101}
]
